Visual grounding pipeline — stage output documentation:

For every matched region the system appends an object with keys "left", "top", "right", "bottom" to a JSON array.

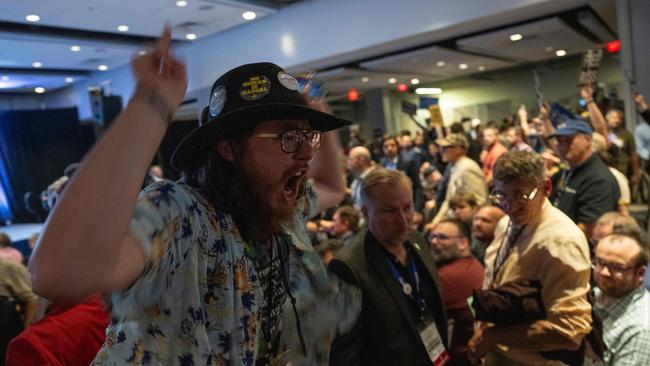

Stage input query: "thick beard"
[{"left": 237, "top": 165, "right": 308, "bottom": 244}]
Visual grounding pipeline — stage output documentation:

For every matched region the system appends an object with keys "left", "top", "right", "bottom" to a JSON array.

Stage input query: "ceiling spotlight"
[
  {"left": 459, "top": 63, "right": 468, "bottom": 70},
  {"left": 185, "top": 33, "right": 197, "bottom": 40},
  {"left": 70, "top": 45, "right": 81, "bottom": 52},
  {"left": 176, "top": 0, "right": 188, "bottom": 7},
  {"left": 556, "top": 49, "right": 567, "bottom": 57},
  {"left": 415, "top": 87, "right": 442, "bottom": 95},
  {"left": 242, "top": 11, "right": 256, "bottom": 20},
  {"left": 510, "top": 33, "right": 523, "bottom": 42},
  {"left": 361, "top": 77, "right": 369, "bottom": 83},
  {"left": 34, "top": 87, "right": 46, "bottom": 94},
  {"left": 436, "top": 61, "right": 445, "bottom": 67},
  {"left": 25, "top": 14, "right": 40, "bottom": 22},
  {"left": 1, "top": 76, "right": 9, "bottom": 81},
  {"left": 98, "top": 65, "right": 108, "bottom": 71},
  {"left": 388, "top": 77, "right": 397, "bottom": 84},
  {"left": 117, "top": 25, "right": 129, "bottom": 32},
  {"left": 138, "top": 50, "right": 147, "bottom": 56},
  {"left": 65, "top": 77, "right": 74, "bottom": 83},
  {"left": 410, "top": 78, "right": 420, "bottom": 85},
  {"left": 478, "top": 66, "right": 486, "bottom": 71},
  {"left": 32, "top": 62, "right": 42, "bottom": 68}
]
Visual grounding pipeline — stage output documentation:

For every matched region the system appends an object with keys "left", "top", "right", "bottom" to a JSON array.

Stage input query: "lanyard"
[
  {"left": 387, "top": 253, "right": 426, "bottom": 317},
  {"left": 492, "top": 221, "right": 526, "bottom": 283}
]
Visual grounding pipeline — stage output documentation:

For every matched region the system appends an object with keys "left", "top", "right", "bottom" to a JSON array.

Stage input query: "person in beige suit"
[{"left": 428, "top": 133, "right": 487, "bottom": 230}]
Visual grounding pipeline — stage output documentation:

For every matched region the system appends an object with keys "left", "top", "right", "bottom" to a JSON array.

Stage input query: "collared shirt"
[
  {"left": 585, "top": 287, "right": 650, "bottom": 366},
  {"left": 483, "top": 199, "right": 592, "bottom": 365},
  {"left": 92, "top": 179, "right": 360, "bottom": 366},
  {"left": 634, "top": 122, "right": 650, "bottom": 161},
  {"left": 351, "top": 167, "right": 373, "bottom": 209}
]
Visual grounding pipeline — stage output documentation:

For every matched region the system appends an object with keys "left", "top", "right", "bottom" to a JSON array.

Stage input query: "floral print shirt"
[{"left": 91, "top": 179, "right": 360, "bottom": 366}]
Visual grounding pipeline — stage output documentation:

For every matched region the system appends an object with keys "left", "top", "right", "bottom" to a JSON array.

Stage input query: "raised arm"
[
  {"left": 581, "top": 84, "right": 609, "bottom": 148},
  {"left": 518, "top": 104, "right": 531, "bottom": 136},
  {"left": 304, "top": 93, "right": 346, "bottom": 211},
  {"left": 29, "top": 28, "right": 188, "bottom": 301}
]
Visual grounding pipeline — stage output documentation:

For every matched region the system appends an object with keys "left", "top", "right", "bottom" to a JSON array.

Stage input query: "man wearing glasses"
[
  {"left": 30, "top": 30, "right": 358, "bottom": 366},
  {"left": 469, "top": 151, "right": 592, "bottom": 366},
  {"left": 586, "top": 234, "right": 650, "bottom": 366}
]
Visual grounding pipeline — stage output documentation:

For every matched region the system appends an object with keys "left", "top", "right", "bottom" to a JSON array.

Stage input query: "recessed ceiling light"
[
  {"left": 185, "top": 33, "right": 197, "bottom": 40},
  {"left": 459, "top": 63, "right": 468, "bottom": 70},
  {"left": 138, "top": 50, "right": 147, "bottom": 56},
  {"left": 65, "top": 77, "right": 75, "bottom": 83},
  {"left": 25, "top": 14, "right": 40, "bottom": 22},
  {"left": 34, "top": 87, "right": 46, "bottom": 94},
  {"left": 98, "top": 65, "right": 108, "bottom": 71},
  {"left": 388, "top": 77, "right": 397, "bottom": 84},
  {"left": 361, "top": 77, "right": 369, "bottom": 83},
  {"left": 70, "top": 45, "right": 81, "bottom": 52},
  {"left": 478, "top": 66, "right": 486, "bottom": 71},
  {"left": 1, "top": 76, "right": 9, "bottom": 81},
  {"left": 415, "top": 87, "right": 442, "bottom": 95},
  {"left": 117, "top": 25, "right": 129, "bottom": 32},
  {"left": 32, "top": 62, "right": 42, "bottom": 68},
  {"left": 510, "top": 33, "right": 523, "bottom": 42},
  {"left": 176, "top": 0, "right": 188, "bottom": 7},
  {"left": 436, "top": 61, "right": 445, "bottom": 67},
  {"left": 410, "top": 78, "right": 420, "bottom": 85},
  {"left": 242, "top": 11, "right": 256, "bottom": 20},
  {"left": 556, "top": 49, "right": 567, "bottom": 57}
]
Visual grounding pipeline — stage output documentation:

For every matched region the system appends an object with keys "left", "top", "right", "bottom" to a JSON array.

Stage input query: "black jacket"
[{"left": 329, "top": 229, "right": 447, "bottom": 366}]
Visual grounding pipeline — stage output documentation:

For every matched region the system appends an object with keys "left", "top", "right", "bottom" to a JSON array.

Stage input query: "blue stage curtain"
[{"left": 0, "top": 108, "right": 95, "bottom": 223}]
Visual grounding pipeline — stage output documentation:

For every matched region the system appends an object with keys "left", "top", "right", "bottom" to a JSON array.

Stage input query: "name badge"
[{"left": 418, "top": 321, "right": 449, "bottom": 365}]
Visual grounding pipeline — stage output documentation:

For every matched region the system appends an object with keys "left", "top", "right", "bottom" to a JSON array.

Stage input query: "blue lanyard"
[{"left": 387, "top": 253, "right": 426, "bottom": 316}]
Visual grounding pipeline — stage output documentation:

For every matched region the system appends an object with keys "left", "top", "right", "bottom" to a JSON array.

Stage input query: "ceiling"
[
  {"left": 0, "top": 0, "right": 292, "bottom": 93},
  {"left": 314, "top": 4, "right": 618, "bottom": 99}
]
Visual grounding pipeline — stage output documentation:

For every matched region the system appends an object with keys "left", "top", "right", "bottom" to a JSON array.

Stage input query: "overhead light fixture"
[
  {"left": 459, "top": 63, "right": 468, "bottom": 70},
  {"left": 65, "top": 77, "right": 74, "bottom": 83},
  {"left": 415, "top": 87, "right": 442, "bottom": 95},
  {"left": 117, "top": 25, "right": 129, "bottom": 32},
  {"left": 555, "top": 49, "right": 567, "bottom": 57},
  {"left": 478, "top": 66, "right": 486, "bottom": 71},
  {"left": 34, "top": 87, "right": 46, "bottom": 94},
  {"left": 242, "top": 11, "right": 256, "bottom": 20},
  {"left": 361, "top": 77, "right": 369, "bottom": 83},
  {"left": 0, "top": 76, "right": 9, "bottom": 81},
  {"left": 32, "top": 62, "right": 42, "bottom": 68},
  {"left": 70, "top": 45, "right": 81, "bottom": 52},
  {"left": 436, "top": 61, "right": 445, "bottom": 67},
  {"left": 388, "top": 77, "right": 397, "bottom": 84},
  {"left": 98, "top": 65, "right": 108, "bottom": 71},
  {"left": 186, "top": 33, "right": 197, "bottom": 40},
  {"left": 25, "top": 14, "right": 40, "bottom": 22},
  {"left": 510, "top": 33, "right": 523, "bottom": 42},
  {"left": 410, "top": 78, "right": 420, "bottom": 85},
  {"left": 138, "top": 50, "right": 147, "bottom": 56},
  {"left": 176, "top": 0, "right": 188, "bottom": 7}
]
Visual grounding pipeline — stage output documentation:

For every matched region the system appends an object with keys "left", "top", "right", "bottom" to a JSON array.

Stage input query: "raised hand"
[
  {"left": 131, "top": 26, "right": 188, "bottom": 115},
  {"left": 634, "top": 93, "right": 648, "bottom": 112},
  {"left": 580, "top": 83, "right": 594, "bottom": 103}
]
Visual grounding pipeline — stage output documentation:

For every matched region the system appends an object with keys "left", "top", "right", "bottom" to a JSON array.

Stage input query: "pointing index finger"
[{"left": 155, "top": 25, "right": 173, "bottom": 58}]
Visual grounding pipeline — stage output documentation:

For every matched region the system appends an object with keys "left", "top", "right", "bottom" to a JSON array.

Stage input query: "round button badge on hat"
[
  {"left": 277, "top": 72, "right": 298, "bottom": 91},
  {"left": 209, "top": 85, "right": 227, "bottom": 117}
]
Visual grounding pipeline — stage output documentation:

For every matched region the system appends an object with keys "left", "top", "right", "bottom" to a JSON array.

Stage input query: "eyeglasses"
[
  {"left": 428, "top": 233, "right": 464, "bottom": 241},
  {"left": 255, "top": 129, "right": 322, "bottom": 153},
  {"left": 592, "top": 257, "right": 636, "bottom": 275},
  {"left": 489, "top": 187, "right": 538, "bottom": 206}
]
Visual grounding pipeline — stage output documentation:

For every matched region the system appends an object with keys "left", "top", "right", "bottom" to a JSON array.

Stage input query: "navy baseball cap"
[{"left": 548, "top": 118, "right": 593, "bottom": 138}]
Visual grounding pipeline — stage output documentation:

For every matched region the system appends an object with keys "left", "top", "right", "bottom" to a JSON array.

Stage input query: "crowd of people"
[{"left": 0, "top": 29, "right": 649, "bottom": 366}]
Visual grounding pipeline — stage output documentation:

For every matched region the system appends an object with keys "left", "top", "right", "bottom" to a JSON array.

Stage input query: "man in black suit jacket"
[
  {"left": 329, "top": 168, "right": 448, "bottom": 365},
  {"left": 380, "top": 136, "right": 425, "bottom": 212}
]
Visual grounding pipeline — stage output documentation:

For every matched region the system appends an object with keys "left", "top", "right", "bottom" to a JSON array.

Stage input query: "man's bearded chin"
[{"left": 239, "top": 172, "right": 308, "bottom": 244}]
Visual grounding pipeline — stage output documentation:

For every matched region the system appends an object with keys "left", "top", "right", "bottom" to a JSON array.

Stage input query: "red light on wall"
[
  {"left": 606, "top": 40, "right": 621, "bottom": 53},
  {"left": 347, "top": 88, "right": 359, "bottom": 101},
  {"left": 397, "top": 83, "right": 408, "bottom": 92}
]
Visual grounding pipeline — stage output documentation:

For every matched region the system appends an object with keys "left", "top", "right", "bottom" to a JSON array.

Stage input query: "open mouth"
[{"left": 283, "top": 167, "right": 309, "bottom": 201}]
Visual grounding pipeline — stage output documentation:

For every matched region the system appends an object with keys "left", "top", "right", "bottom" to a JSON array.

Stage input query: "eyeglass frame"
[
  {"left": 489, "top": 187, "right": 539, "bottom": 206},
  {"left": 592, "top": 257, "right": 638, "bottom": 275},
  {"left": 428, "top": 233, "right": 465, "bottom": 242},
  {"left": 254, "top": 129, "right": 322, "bottom": 153}
]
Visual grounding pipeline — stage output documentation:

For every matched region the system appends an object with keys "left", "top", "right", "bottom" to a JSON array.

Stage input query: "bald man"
[
  {"left": 471, "top": 205, "right": 505, "bottom": 263},
  {"left": 348, "top": 146, "right": 375, "bottom": 209}
]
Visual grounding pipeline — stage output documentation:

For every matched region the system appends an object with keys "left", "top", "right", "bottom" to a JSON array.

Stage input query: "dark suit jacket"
[
  {"left": 380, "top": 157, "right": 425, "bottom": 212},
  {"left": 329, "top": 229, "right": 447, "bottom": 366}
]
